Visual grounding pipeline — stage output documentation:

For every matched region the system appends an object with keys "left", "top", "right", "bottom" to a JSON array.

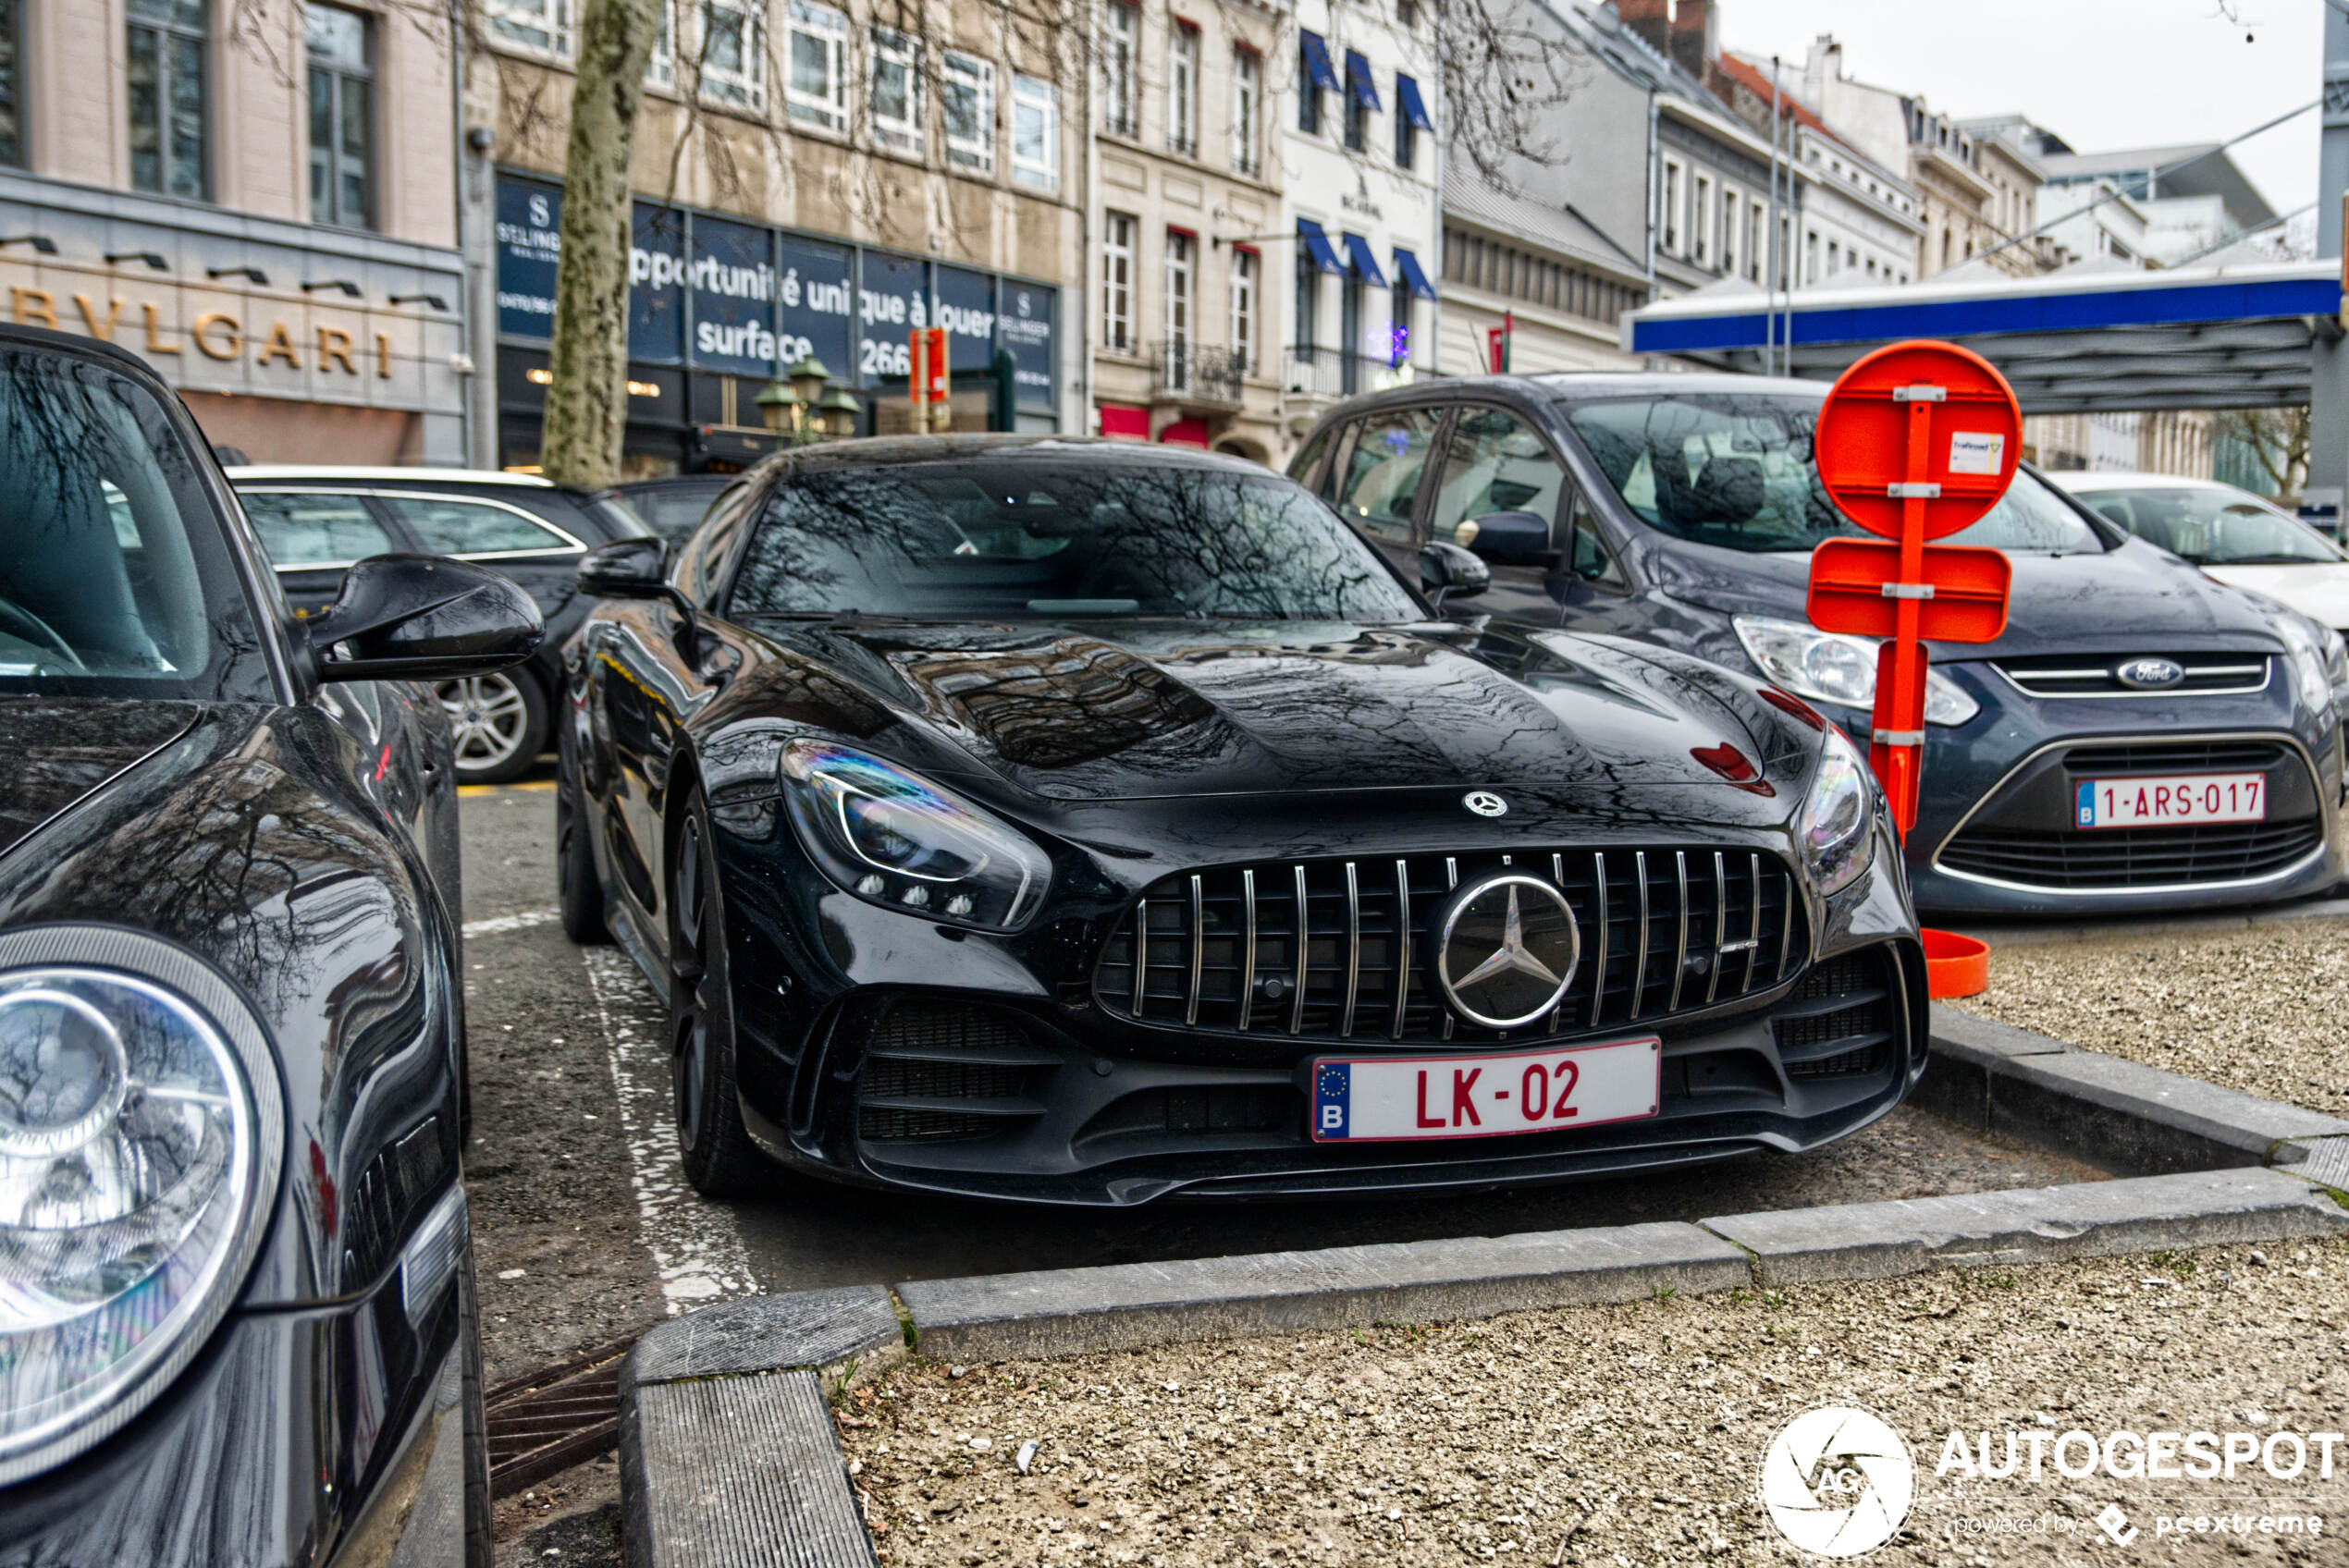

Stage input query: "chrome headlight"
[
  {"left": 1796, "top": 723, "right": 1876, "bottom": 896},
  {"left": 781, "top": 740, "right": 1053, "bottom": 931},
  {"left": 1734, "top": 615, "right": 1979, "bottom": 727},
  {"left": 0, "top": 926, "right": 281, "bottom": 1484}
]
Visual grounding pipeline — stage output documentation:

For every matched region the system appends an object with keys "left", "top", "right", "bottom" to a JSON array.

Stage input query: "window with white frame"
[
  {"left": 1229, "top": 247, "right": 1257, "bottom": 372},
  {"left": 1717, "top": 183, "right": 1735, "bottom": 276},
  {"left": 1230, "top": 47, "right": 1260, "bottom": 177},
  {"left": 1747, "top": 198, "right": 1763, "bottom": 281},
  {"left": 1691, "top": 174, "right": 1710, "bottom": 264},
  {"left": 646, "top": 0, "right": 674, "bottom": 86},
  {"left": 941, "top": 50, "right": 994, "bottom": 172},
  {"left": 696, "top": 0, "right": 765, "bottom": 108},
  {"left": 484, "top": 0, "right": 571, "bottom": 56},
  {"left": 1164, "top": 230, "right": 1193, "bottom": 380},
  {"left": 1661, "top": 159, "right": 1682, "bottom": 253},
  {"left": 1102, "top": 212, "right": 1136, "bottom": 353},
  {"left": 869, "top": 26, "right": 921, "bottom": 155},
  {"left": 1010, "top": 73, "right": 1058, "bottom": 190},
  {"left": 1102, "top": 0, "right": 1138, "bottom": 137},
  {"left": 1168, "top": 21, "right": 1198, "bottom": 155},
  {"left": 783, "top": 0, "right": 846, "bottom": 130}
]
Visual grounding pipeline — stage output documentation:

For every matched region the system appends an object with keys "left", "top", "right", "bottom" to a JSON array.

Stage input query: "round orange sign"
[{"left": 1813, "top": 340, "right": 2023, "bottom": 541}]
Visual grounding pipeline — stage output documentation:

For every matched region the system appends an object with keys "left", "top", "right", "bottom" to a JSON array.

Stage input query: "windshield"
[
  {"left": 1561, "top": 391, "right": 2106, "bottom": 555},
  {"left": 0, "top": 346, "right": 271, "bottom": 699},
  {"left": 2067, "top": 485, "right": 2341, "bottom": 566},
  {"left": 621, "top": 482, "right": 727, "bottom": 544},
  {"left": 728, "top": 459, "right": 1423, "bottom": 623}
]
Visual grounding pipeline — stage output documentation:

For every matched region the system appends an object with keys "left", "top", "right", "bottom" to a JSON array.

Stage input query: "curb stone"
[
  {"left": 1697, "top": 1167, "right": 2349, "bottom": 1287},
  {"left": 892, "top": 1220, "right": 1750, "bottom": 1364},
  {"left": 2280, "top": 1135, "right": 2349, "bottom": 1196}
]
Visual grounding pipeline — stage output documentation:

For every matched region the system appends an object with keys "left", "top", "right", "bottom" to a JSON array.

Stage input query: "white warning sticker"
[{"left": 1948, "top": 431, "right": 2005, "bottom": 475}]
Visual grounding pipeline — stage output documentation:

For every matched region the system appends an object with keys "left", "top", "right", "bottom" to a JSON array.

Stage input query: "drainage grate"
[{"left": 485, "top": 1330, "right": 640, "bottom": 1497}]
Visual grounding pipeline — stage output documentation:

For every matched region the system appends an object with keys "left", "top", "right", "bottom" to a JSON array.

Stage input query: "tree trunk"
[{"left": 540, "top": 0, "right": 661, "bottom": 490}]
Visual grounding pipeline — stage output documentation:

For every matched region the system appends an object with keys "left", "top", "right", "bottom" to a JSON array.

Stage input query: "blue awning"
[
  {"left": 1342, "top": 233, "right": 1386, "bottom": 288},
  {"left": 1345, "top": 50, "right": 1381, "bottom": 110},
  {"left": 1299, "top": 31, "right": 1340, "bottom": 93},
  {"left": 1393, "top": 247, "right": 1436, "bottom": 300},
  {"left": 1297, "top": 219, "right": 1347, "bottom": 276},
  {"left": 1396, "top": 73, "right": 1433, "bottom": 130}
]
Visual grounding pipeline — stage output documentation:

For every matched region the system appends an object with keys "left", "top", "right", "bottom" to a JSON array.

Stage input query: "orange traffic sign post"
[{"left": 1810, "top": 340, "right": 2022, "bottom": 838}]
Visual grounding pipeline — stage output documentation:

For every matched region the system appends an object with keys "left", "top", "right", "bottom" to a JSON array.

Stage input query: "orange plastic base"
[{"left": 1922, "top": 927, "right": 1990, "bottom": 999}]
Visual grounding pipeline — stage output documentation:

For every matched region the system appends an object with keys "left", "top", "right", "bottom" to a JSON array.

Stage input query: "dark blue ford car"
[{"left": 1293, "top": 374, "right": 2348, "bottom": 917}]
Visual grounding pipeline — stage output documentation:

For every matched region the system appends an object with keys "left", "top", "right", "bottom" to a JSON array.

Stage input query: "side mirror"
[
  {"left": 577, "top": 536, "right": 671, "bottom": 599},
  {"left": 307, "top": 555, "right": 544, "bottom": 681},
  {"left": 1419, "top": 540, "right": 1491, "bottom": 604},
  {"left": 1453, "top": 509, "right": 1560, "bottom": 568}
]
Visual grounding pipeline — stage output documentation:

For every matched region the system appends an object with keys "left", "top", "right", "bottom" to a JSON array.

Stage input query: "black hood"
[
  {"left": 719, "top": 619, "right": 1813, "bottom": 805},
  {"left": 1651, "top": 533, "right": 2294, "bottom": 659},
  {"left": 0, "top": 698, "right": 203, "bottom": 860}
]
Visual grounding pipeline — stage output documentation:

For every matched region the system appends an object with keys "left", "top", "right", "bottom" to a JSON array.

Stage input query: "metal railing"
[
  {"left": 1281, "top": 348, "right": 1434, "bottom": 399},
  {"left": 1152, "top": 341, "right": 1247, "bottom": 406}
]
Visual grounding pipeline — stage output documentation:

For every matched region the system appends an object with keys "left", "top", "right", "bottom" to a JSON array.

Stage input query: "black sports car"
[
  {"left": 0, "top": 324, "right": 542, "bottom": 1561},
  {"left": 561, "top": 436, "right": 1924, "bottom": 1205}
]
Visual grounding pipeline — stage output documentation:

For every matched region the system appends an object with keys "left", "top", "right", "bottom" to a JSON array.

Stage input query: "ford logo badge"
[{"left": 2114, "top": 657, "right": 2186, "bottom": 691}]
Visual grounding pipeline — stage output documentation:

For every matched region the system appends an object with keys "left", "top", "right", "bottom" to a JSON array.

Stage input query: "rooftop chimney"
[
  {"left": 1669, "top": 0, "right": 1717, "bottom": 80},
  {"left": 1617, "top": 0, "right": 1669, "bottom": 57}
]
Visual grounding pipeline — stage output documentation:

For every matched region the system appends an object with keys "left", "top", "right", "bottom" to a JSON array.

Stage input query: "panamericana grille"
[
  {"left": 1938, "top": 817, "right": 2322, "bottom": 889},
  {"left": 1094, "top": 847, "right": 1805, "bottom": 1047},
  {"left": 1994, "top": 653, "right": 2269, "bottom": 698},
  {"left": 1771, "top": 951, "right": 1896, "bottom": 1078},
  {"left": 2061, "top": 740, "right": 2289, "bottom": 774},
  {"left": 854, "top": 1001, "right": 1058, "bottom": 1145}
]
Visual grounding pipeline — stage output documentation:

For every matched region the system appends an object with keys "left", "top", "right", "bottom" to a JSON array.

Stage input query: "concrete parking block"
[
  {"left": 629, "top": 1284, "right": 904, "bottom": 1388},
  {"left": 1700, "top": 1167, "right": 2349, "bottom": 1286},
  {"left": 2278, "top": 1135, "right": 2349, "bottom": 1196},
  {"left": 896, "top": 1220, "right": 1751, "bottom": 1364},
  {"left": 621, "top": 1368, "right": 876, "bottom": 1568},
  {"left": 1992, "top": 1047, "right": 2349, "bottom": 1174},
  {"left": 1914, "top": 1004, "right": 2071, "bottom": 1129}
]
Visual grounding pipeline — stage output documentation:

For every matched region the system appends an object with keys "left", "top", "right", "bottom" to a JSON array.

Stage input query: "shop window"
[
  {"left": 483, "top": 0, "right": 572, "bottom": 56},
  {"left": 0, "top": 0, "right": 22, "bottom": 169},
  {"left": 1230, "top": 47, "right": 1259, "bottom": 177},
  {"left": 783, "top": 0, "right": 847, "bottom": 131},
  {"left": 240, "top": 492, "right": 394, "bottom": 570},
  {"left": 868, "top": 27, "right": 922, "bottom": 155},
  {"left": 697, "top": 0, "right": 767, "bottom": 109},
  {"left": 1101, "top": 212, "right": 1135, "bottom": 353},
  {"left": 1167, "top": 21, "right": 1198, "bottom": 156},
  {"left": 305, "top": 4, "right": 374, "bottom": 229},
  {"left": 941, "top": 51, "right": 994, "bottom": 173},
  {"left": 1101, "top": 0, "right": 1138, "bottom": 137},
  {"left": 1010, "top": 73, "right": 1057, "bottom": 190},
  {"left": 128, "top": 0, "right": 209, "bottom": 201},
  {"left": 385, "top": 496, "right": 580, "bottom": 558}
]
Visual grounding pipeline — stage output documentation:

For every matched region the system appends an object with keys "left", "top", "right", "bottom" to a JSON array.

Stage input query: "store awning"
[
  {"left": 1396, "top": 74, "right": 1433, "bottom": 131},
  {"left": 1342, "top": 233, "right": 1387, "bottom": 288},
  {"left": 1297, "top": 219, "right": 1347, "bottom": 276},
  {"left": 1300, "top": 31, "right": 1340, "bottom": 93},
  {"left": 1393, "top": 247, "right": 1437, "bottom": 300},
  {"left": 1345, "top": 50, "right": 1381, "bottom": 111}
]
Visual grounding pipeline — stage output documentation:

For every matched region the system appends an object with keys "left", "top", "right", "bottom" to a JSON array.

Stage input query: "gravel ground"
[
  {"left": 1951, "top": 917, "right": 2349, "bottom": 1117},
  {"left": 838, "top": 1235, "right": 2349, "bottom": 1566}
]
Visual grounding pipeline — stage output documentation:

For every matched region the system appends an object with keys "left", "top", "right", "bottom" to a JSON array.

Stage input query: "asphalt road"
[{"left": 459, "top": 779, "right": 2108, "bottom": 1389}]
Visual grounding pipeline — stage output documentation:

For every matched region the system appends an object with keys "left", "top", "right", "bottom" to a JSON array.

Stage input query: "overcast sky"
[{"left": 1716, "top": 0, "right": 2323, "bottom": 226}]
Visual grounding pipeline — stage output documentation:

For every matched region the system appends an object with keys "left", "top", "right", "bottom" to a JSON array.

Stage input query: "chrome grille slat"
[{"left": 1097, "top": 844, "right": 1807, "bottom": 1047}]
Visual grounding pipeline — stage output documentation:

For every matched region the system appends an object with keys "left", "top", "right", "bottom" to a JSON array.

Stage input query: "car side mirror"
[
  {"left": 1454, "top": 509, "right": 1561, "bottom": 568},
  {"left": 577, "top": 536, "right": 671, "bottom": 599},
  {"left": 1419, "top": 540, "right": 1491, "bottom": 605},
  {"left": 307, "top": 554, "right": 544, "bottom": 682}
]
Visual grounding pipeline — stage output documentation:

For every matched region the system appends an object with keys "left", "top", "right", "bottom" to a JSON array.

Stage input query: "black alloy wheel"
[{"left": 667, "top": 789, "right": 765, "bottom": 1195}]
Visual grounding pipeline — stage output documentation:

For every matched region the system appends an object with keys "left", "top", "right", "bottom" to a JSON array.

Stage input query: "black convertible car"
[
  {"left": 0, "top": 324, "right": 542, "bottom": 1561},
  {"left": 561, "top": 436, "right": 1924, "bottom": 1205}
]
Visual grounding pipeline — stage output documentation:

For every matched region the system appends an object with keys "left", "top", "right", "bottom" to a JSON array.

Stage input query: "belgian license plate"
[
  {"left": 1310, "top": 1037, "right": 1661, "bottom": 1143},
  {"left": 2074, "top": 772, "right": 2265, "bottom": 830}
]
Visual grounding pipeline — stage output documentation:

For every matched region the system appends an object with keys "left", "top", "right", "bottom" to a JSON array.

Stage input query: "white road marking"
[
  {"left": 463, "top": 907, "right": 560, "bottom": 937},
  {"left": 582, "top": 946, "right": 760, "bottom": 1314}
]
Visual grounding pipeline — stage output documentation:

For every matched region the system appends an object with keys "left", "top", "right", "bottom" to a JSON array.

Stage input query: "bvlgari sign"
[{"left": 0, "top": 168, "right": 468, "bottom": 459}]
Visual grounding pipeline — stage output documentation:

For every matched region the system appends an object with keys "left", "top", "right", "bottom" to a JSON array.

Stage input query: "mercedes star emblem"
[
  {"left": 1462, "top": 790, "right": 1509, "bottom": 818},
  {"left": 1434, "top": 874, "right": 1580, "bottom": 1029}
]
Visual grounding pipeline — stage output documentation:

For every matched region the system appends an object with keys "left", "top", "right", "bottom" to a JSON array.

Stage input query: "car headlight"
[
  {"left": 1733, "top": 615, "right": 1979, "bottom": 727},
  {"left": 0, "top": 927, "right": 281, "bottom": 1484},
  {"left": 1796, "top": 723, "right": 1876, "bottom": 896},
  {"left": 2274, "top": 614, "right": 2343, "bottom": 715},
  {"left": 781, "top": 740, "right": 1053, "bottom": 931}
]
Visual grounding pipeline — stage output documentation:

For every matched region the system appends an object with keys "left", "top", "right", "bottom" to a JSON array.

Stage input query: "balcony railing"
[
  {"left": 1152, "top": 342, "right": 1247, "bottom": 407},
  {"left": 1281, "top": 348, "right": 1434, "bottom": 399}
]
